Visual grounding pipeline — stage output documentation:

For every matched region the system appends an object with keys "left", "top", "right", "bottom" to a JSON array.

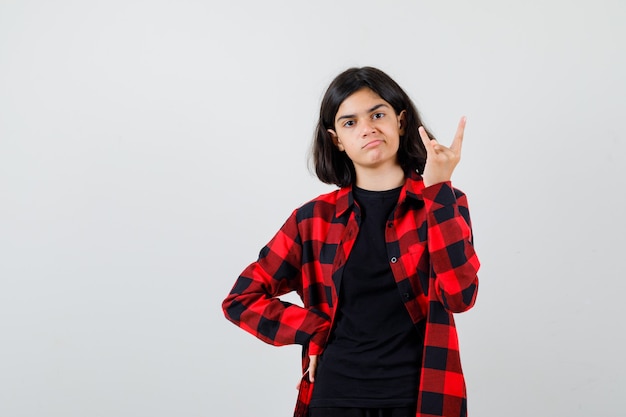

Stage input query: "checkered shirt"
[{"left": 222, "top": 171, "right": 480, "bottom": 417}]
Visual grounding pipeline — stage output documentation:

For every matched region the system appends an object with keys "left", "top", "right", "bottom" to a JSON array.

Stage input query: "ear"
[
  {"left": 328, "top": 129, "right": 344, "bottom": 151},
  {"left": 398, "top": 110, "right": 407, "bottom": 135}
]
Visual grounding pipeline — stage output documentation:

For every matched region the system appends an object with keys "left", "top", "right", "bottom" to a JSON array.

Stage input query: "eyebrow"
[{"left": 336, "top": 103, "right": 389, "bottom": 122}]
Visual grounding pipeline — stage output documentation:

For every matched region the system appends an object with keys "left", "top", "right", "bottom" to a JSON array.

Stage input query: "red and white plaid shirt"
[{"left": 223, "top": 171, "right": 480, "bottom": 417}]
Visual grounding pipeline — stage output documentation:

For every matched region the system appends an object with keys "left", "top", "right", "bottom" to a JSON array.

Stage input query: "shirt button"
[
  {"left": 403, "top": 293, "right": 410, "bottom": 299},
  {"left": 390, "top": 257, "right": 398, "bottom": 263},
  {"left": 387, "top": 222, "right": 393, "bottom": 228}
]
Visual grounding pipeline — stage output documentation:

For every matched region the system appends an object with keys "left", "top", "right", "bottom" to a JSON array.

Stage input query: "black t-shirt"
[{"left": 310, "top": 186, "right": 424, "bottom": 408}]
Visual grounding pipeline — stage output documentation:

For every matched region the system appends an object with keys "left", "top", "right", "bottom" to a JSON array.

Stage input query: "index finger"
[{"left": 450, "top": 116, "right": 466, "bottom": 153}]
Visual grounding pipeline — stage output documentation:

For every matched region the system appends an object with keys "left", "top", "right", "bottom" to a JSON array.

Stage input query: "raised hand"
[{"left": 419, "top": 116, "right": 466, "bottom": 187}]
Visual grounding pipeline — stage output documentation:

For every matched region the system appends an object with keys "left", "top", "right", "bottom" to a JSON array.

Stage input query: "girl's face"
[{"left": 328, "top": 88, "right": 405, "bottom": 176}]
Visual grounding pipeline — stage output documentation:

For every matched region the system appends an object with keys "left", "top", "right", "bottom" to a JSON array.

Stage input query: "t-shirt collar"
[{"left": 335, "top": 170, "right": 425, "bottom": 218}]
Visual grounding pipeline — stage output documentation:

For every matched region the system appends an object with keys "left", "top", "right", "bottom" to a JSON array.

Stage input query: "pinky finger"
[{"left": 418, "top": 126, "right": 433, "bottom": 151}]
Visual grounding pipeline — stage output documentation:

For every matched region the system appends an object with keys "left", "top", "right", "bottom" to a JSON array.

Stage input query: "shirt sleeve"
[
  {"left": 421, "top": 181, "right": 480, "bottom": 313},
  {"left": 221, "top": 210, "right": 331, "bottom": 353}
]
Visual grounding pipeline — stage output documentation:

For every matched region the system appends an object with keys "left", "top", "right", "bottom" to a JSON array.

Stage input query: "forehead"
[{"left": 336, "top": 88, "right": 390, "bottom": 117}]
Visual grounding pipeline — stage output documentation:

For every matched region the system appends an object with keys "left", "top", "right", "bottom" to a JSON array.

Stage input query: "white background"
[{"left": 1, "top": 0, "right": 625, "bottom": 416}]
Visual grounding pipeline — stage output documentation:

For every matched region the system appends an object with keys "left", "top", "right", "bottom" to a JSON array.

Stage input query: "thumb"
[
  {"left": 308, "top": 355, "right": 318, "bottom": 382},
  {"left": 296, "top": 354, "right": 319, "bottom": 390}
]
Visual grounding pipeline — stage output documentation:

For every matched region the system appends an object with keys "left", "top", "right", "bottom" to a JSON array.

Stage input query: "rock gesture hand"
[{"left": 418, "top": 116, "right": 466, "bottom": 187}]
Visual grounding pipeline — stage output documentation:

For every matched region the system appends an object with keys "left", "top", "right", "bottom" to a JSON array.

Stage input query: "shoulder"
[
  {"left": 295, "top": 189, "right": 341, "bottom": 219},
  {"left": 294, "top": 188, "right": 342, "bottom": 222}
]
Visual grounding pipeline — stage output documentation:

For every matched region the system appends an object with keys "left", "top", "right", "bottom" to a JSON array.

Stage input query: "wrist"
[{"left": 422, "top": 177, "right": 451, "bottom": 188}]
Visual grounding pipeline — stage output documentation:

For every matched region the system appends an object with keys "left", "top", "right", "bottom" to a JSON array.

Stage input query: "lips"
[{"left": 362, "top": 139, "right": 384, "bottom": 149}]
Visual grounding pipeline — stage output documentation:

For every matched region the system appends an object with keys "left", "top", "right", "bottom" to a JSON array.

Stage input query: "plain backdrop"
[{"left": 1, "top": 0, "right": 625, "bottom": 416}]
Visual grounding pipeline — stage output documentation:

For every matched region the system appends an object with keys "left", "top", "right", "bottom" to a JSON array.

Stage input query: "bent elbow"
[{"left": 222, "top": 291, "right": 247, "bottom": 326}]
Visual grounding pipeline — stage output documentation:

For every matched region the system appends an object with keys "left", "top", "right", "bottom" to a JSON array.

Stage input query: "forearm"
[
  {"left": 222, "top": 274, "right": 330, "bottom": 349},
  {"left": 422, "top": 182, "right": 480, "bottom": 312}
]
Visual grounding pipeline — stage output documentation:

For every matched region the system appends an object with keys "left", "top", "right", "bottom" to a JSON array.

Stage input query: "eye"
[
  {"left": 343, "top": 120, "right": 355, "bottom": 127},
  {"left": 372, "top": 112, "right": 385, "bottom": 119}
]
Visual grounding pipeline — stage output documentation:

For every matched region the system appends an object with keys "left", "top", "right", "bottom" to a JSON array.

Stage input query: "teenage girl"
[{"left": 222, "top": 66, "right": 480, "bottom": 417}]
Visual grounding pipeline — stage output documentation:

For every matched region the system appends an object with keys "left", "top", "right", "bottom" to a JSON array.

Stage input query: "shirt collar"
[{"left": 335, "top": 170, "right": 425, "bottom": 218}]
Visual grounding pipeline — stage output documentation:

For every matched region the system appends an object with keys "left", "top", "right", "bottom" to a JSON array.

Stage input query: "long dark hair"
[{"left": 311, "top": 66, "right": 434, "bottom": 187}]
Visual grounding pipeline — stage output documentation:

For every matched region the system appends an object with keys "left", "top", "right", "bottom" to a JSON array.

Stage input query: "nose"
[{"left": 360, "top": 119, "right": 376, "bottom": 136}]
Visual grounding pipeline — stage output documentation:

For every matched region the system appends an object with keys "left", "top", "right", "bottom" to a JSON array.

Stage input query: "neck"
[{"left": 354, "top": 165, "right": 405, "bottom": 191}]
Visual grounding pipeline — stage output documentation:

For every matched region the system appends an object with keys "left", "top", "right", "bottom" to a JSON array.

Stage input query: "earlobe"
[{"left": 328, "top": 129, "right": 344, "bottom": 151}]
